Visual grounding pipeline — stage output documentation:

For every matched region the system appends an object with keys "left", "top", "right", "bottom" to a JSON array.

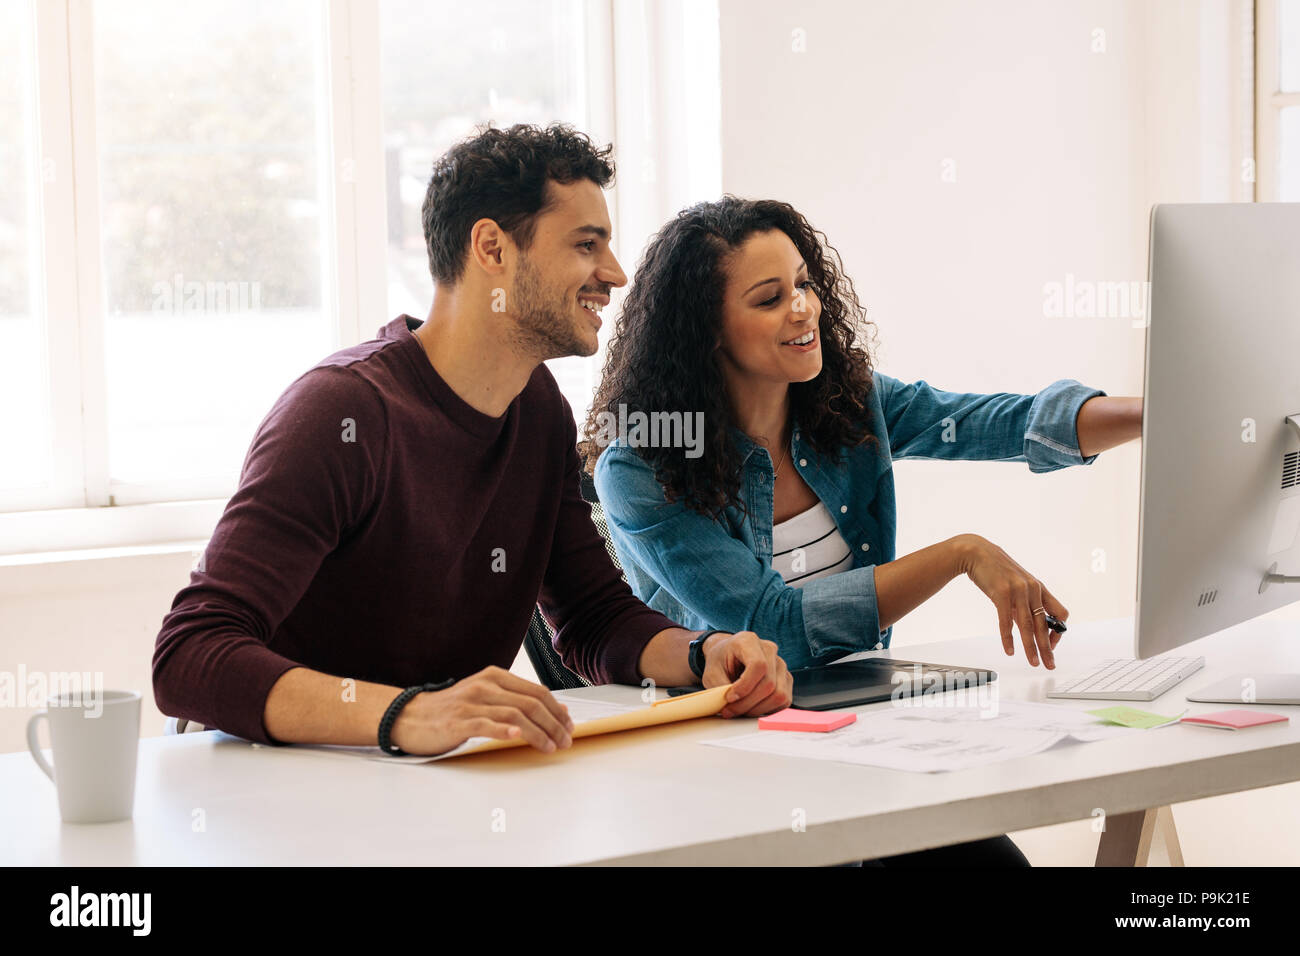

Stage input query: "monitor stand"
[{"left": 1223, "top": 412, "right": 1300, "bottom": 704}]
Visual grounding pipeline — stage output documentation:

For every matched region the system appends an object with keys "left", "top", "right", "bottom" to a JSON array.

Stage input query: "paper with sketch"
[
  {"left": 702, "top": 699, "right": 1150, "bottom": 773},
  {"left": 274, "top": 686, "right": 727, "bottom": 764}
]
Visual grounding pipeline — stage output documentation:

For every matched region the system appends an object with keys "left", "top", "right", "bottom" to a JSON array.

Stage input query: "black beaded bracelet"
[{"left": 378, "top": 679, "right": 454, "bottom": 756}]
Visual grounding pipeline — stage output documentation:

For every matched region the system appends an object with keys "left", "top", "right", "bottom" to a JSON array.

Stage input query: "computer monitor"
[{"left": 1136, "top": 202, "right": 1300, "bottom": 702}]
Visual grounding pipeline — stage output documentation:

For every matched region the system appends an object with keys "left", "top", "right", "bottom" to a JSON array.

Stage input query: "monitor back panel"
[{"left": 1137, "top": 203, "right": 1300, "bottom": 657}]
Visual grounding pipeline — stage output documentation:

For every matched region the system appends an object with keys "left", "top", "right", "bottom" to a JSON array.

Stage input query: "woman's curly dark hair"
[{"left": 581, "top": 196, "right": 880, "bottom": 517}]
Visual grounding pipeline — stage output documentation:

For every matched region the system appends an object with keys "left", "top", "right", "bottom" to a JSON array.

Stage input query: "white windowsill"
[
  {"left": 0, "top": 540, "right": 210, "bottom": 569},
  {"left": 0, "top": 498, "right": 227, "bottom": 560}
]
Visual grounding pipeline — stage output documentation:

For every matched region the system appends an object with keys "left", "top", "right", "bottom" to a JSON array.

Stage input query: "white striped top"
[{"left": 771, "top": 500, "right": 854, "bottom": 588}]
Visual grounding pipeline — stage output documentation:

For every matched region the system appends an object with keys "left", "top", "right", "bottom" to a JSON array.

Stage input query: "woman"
[{"left": 582, "top": 197, "right": 1141, "bottom": 866}]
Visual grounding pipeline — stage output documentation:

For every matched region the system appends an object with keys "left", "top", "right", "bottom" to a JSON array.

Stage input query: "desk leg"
[
  {"left": 1158, "top": 805, "right": 1185, "bottom": 866},
  {"left": 1095, "top": 806, "right": 1184, "bottom": 867}
]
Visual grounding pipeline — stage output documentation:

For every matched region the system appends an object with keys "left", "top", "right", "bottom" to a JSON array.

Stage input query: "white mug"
[{"left": 26, "top": 689, "right": 141, "bottom": 824}]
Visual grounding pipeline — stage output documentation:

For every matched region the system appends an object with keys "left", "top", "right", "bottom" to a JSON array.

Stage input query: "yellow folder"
[{"left": 441, "top": 683, "right": 733, "bottom": 759}]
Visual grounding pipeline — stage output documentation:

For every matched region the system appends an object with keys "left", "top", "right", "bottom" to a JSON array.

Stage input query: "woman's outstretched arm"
[{"left": 1076, "top": 396, "right": 1142, "bottom": 457}]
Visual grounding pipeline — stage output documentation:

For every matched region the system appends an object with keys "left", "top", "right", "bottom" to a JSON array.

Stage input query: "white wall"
[
  {"left": 1, "top": 548, "right": 197, "bottom": 750},
  {"left": 718, "top": 0, "right": 1257, "bottom": 649},
  {"left": 717, "top": 0, "right": 1300, "bottom": 866}
]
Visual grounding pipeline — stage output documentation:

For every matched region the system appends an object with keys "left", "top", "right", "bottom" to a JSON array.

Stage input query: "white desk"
[{"left": 4, "top": 616, "right": 1298, "bottom": 866}]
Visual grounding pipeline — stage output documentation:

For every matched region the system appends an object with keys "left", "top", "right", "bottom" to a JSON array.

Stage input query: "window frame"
[
  {"left": 0, "top": 0, "right": 619, "bottom": 553},
  {"left": 1257, "top": 0, "right": 1300, "bottom": 199}
]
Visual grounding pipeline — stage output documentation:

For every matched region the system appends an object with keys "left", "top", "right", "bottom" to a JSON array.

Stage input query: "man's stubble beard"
[{"left": 507, "top": 254, "right": 595, "bottom": 361}]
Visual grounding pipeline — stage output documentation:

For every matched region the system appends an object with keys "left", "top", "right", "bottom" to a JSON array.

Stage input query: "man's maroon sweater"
[{"left": 152, "top": 316, "right": 676, "bottom": 744}]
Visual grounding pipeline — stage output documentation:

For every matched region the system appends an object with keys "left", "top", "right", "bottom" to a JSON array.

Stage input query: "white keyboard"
[{"left": 1046, "top": 656, "right": 1206, "bottom": 701}]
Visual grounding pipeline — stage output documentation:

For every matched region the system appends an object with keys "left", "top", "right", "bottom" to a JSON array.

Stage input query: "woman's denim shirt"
[{"left": 593, "top": 372, "right": 1107, "bottom": 671}]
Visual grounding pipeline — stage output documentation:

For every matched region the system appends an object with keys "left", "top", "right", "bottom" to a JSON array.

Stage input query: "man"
[{"left": 153, "top": 124, "right": 793, "bottom": 756}]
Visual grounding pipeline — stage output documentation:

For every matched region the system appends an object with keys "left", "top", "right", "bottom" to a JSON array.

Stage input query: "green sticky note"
[{"left": 1086, "top": 706, "right": 1180, "bottom": 729}]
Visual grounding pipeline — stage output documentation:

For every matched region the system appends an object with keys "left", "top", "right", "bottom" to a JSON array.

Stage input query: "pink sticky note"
[
  {"left": 758, "top": 708, "right": 857, "bottom": 732},
  {"left": 1180, "top": 709, "right": 1290, "bottom": 730}
]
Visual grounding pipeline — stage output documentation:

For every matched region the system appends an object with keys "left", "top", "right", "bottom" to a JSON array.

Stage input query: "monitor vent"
[
  {"left": 1196, "top": 588, "right": 1218, "bottom": 607},
  {"left": 1285, "top": 451, "right": 1300, "bottom": 490}
]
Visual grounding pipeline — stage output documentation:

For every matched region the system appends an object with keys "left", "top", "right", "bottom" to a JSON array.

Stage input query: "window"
[
  {"left": 379, "top": 0, "right": 596, "bottom": 418},
  {"left": 1258, "top": 0, "right": 1300, "bottom": 199},
  {"left": 0, "top": 0, "right": 716, "bottom": 553},
  {"left": 93, "top": 1, "right": 334, "bottom": 498},
  {"left": 0, "top": 0, "right": 50, "bottom": 495},
  {"left": 0, "top": 0, "right": 611, "bottom": 529}
]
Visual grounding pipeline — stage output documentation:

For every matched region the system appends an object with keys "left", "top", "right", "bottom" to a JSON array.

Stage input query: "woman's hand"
[{"left": 954, "top": 534, "right": 1067, "bottom": 669}]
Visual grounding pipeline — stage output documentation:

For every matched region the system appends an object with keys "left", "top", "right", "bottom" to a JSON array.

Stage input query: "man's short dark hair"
[{"left": 421, "top": 123, "right": 616, "bottom": 285}]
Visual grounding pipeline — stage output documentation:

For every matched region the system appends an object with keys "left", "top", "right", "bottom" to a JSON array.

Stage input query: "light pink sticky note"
[
  {"left": 758, "top": 708, "right": 857, "bottom": 732},
  {"left": 1180, "top": 709, "right": 1289, "bottom": 730}
]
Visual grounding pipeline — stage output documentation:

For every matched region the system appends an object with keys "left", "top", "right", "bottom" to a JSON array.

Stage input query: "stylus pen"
[{"left": 1043, "top": 611, "right": 1066, "bottom": 634}]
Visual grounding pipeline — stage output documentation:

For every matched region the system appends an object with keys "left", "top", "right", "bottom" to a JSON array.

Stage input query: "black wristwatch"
[
  {"left": 378, "top": 679, "right": 454, "bottom": 756},
  {"left": 688, "top": 630, "right": 726, "bottom": 681}
]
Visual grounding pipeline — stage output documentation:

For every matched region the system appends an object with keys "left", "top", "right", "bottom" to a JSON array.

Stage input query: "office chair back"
[
  {"left": 165, "top": 716, "right": 204, "bottom": 734},
  {"left": 523, "top": 469, "right": 623, "bottom": 691}
]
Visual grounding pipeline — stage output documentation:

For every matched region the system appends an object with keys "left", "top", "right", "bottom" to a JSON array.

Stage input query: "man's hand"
[
  {"left": 700, "top": 631, "right": 793, "bottom": 718},
  {"left": 390, "top": 666, "right": 575, "bottom": 756}
]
